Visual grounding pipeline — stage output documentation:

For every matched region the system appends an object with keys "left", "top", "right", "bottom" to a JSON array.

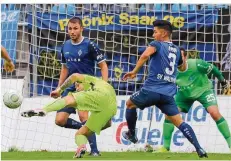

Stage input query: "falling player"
[
  {"left": 54, "top": 16, "right": 108, "bottom": 156},
  {"left": 122, "top": 20, "right": 207, "bottom": 158},
  {"left": 21, "top": 73, "right": 117, "bottom": 158},
  {"left": 154, "top": 47, "right": 231, "bottom": 153}
]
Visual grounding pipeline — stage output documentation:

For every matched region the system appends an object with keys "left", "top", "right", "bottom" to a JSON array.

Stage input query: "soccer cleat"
[
  {"left": 88, "top": 151, "right": 101, "bottom": 156},
  {"left": 152, "top": 147, "right": 169, "bottom": 153},
  {"left": 122, "top": 131, "right": 138, "bottom": 144},
  {"left": 196, "top": 148, "right": 208, "bottom": 158},
  {"left": 21, "top": 109, "right": 46, "bottom": 118},
  {"left": 73, "top": 144, "right": 87, "bottom": 158}
]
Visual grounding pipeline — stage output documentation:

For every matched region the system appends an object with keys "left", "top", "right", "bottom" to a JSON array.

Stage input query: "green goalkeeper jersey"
[{"left": 176, "top": 59, "right": 214, "bottom": 98}]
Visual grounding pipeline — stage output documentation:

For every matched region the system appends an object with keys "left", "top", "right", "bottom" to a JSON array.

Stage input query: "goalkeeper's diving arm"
[
  {"left": 207, "top": 64, "right": 228, "bottom": 88},
  {"left": 57, "top": 73, "right": 85, "bottom": 93},
  {"left": 198, "top": 60, "right": 229, "bottom": 92}
]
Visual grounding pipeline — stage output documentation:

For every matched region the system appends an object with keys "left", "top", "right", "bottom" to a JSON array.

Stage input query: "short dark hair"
[
  {"left": 68, "top": 17, "right": 83, "bottom": 27},
  {"left": 180, "top": 47, "right": 187, "bottom": 57},
  {"left": 153, "top": 20, "right": 173, "bottom": 35}
]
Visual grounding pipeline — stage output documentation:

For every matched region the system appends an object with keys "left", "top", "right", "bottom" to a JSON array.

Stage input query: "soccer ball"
[{"left": 3, "top": 90, "right": 23, "bottom": 109}]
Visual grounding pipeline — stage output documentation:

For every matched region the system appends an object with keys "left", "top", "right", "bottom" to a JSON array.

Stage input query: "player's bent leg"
[
  {"left": 207, "top": 105, "right": 222, "bottom": 121},
  {"left": 78, "top": 111, "right": 100, "bottom": 156},
  {"left": 207, "top": 105, "right": 231, "bottom": 149},
  {"left": 154, "top": 108, "right": 184, "bottom": 153},
  {"left": 168, "top": 114, "right": 207, "bottom": 158},
  {"left": 78, "top": 110, "right": 89, "bottom": 122},
  {"left": 21, "top": 95, "right": 76, "bottom": 118},
  {"left": 55, "top": 112, "right": 70, "bottom": 127},
  {"left": 154, "top": 115, "right": 175, "bottom": 153},
  {"left": 74, "top": 126, "right": 91, "bottom": 158},
  {"left": 123, "top": 98, "right": 138, "bottom": 144}
]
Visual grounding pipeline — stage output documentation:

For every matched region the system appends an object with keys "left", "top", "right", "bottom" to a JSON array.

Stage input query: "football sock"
[
  {"left": 43, "top": 99, "right": 84, "bottom": 130},
  {"left": 216, "top": 117, "right": 231, "bottom": 148},
  {"left": 125, "top": 108, "right": 137, "bottom": 135},
  {"left": 81, "top": 121, "right": 99, "bottom": 153},
  {"left": 178, "top": 122, "right": 202, "bottom": 150},
  {"left": 64, "top": 118, "right": 82, "bottom": 129},
  {"left": 75, "top": 135, "right": 88, "bottom": 146},
  {"left": 163, "top": 119, "right": 175, "bottom": 150},
  {"left": 43, "top": 98, "right": 66, "bottom": 113}
]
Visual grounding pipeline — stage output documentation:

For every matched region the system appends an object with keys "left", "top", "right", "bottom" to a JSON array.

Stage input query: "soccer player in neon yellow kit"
[
  {"left": 21, "top": 73, "right": 117, "bottom": 158},
  {"left": 155, "top": 48, "right": 231, "bottom": 153}
]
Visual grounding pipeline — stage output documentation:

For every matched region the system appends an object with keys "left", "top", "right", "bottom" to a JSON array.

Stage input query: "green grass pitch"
[{"left": 1, "top": 152, "right": 231, "bottom": 160}]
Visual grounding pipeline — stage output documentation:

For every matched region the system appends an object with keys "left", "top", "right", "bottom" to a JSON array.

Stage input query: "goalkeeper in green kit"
[
  {"left": 21, "top": 73, "right": 117, "bottom": 158},
  {"left": 155, "top": 47, "right": 231, "bottom": 153}
]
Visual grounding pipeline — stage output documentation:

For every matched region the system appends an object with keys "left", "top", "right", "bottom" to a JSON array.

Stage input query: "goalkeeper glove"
[{"left": 220, "top": 79, "right": 231, "bottom": 95}]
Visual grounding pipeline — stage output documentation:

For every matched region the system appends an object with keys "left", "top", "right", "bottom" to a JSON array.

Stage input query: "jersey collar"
[{"left": 71, "top": 37, "right": 84, "bottom": 45}]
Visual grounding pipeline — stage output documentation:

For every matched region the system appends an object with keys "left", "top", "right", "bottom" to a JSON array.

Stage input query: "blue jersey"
[
  {"left": 143, "top": 41, "right": 182, "bottom": 97},
  {"left": 61, "top": 37, "right": 105, "bottom": 76}
]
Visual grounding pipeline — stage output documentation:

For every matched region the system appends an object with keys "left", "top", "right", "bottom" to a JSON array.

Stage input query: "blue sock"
[
  {"left": 64, "top": 118, "right": 82, "bottom": 129},
  {"left": 125, "top": 108, "right": 137, "bottom": 135},
  {"left": 178, "top": 122, "right": 202, "bottom": 150},
  {"left": 82, "top": 121, "right": 99, "bottom": 153}
]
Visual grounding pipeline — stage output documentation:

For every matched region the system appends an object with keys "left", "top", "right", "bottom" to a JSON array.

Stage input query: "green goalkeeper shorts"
[
  {"left": 70, "top": 89, "right": 117, "bottom": 135},
  {"left": 175, "top": 89, "right": 218, "bottom": 113}
]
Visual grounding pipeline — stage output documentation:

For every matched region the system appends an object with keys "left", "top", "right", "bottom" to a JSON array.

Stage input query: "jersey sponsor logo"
[
  {"left": 178, "top": 84, "right": 194, "bottom": 91},
  {"left": 65, "top": 52, "right": 69, "bottom": 55},
  {"left": 157, "top": 74, "right": 176, "bottom": 83},
  {"left": 67, "top": 58, "right": 78, "bottom": 62}
]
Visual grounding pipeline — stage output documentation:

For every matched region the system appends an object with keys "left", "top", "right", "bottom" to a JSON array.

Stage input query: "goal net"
[{"left": 1, "top": 4, "right": 231, "bottom": 153}]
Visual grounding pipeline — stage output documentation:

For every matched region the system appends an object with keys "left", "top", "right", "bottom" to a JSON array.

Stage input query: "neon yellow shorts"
[{"left": 70, "top": 90, "right": 117, "bottom": 134}]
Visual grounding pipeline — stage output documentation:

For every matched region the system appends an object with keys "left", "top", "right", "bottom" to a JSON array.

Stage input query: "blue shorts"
[
  {"left": 130, "top": 88, "right": 179, "bottom": 116},
  {"left": 57, "top": 87, "right": 76, "bottom": 114}
]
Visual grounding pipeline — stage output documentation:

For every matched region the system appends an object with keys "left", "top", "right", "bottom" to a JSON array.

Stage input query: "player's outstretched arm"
[
  {"left": 197, "top": 59, "right": 224, "bottom": 80},
  {"left": 1, "top": 46, "right": 15, "bottom": 72},
  {"left": 51, "top": 73, "right": 85, "bottom": 98},
  {"left": 197, "top": 59, "right": 229, "bottom": 94},
  {"left": 123, "top": 46, "right": 156, "bottom": 81},
  {"left": 133, "top": 46, "right": 156, "bottom": 73},
  {"left": 98, "top": 61, "right": 108, "bottom": 82},
  {"left": 58, "top": 64, "right": 68, "bottom": 87},
  {"left": 59, "top": 74, "right": 84, "bottom": 91}
]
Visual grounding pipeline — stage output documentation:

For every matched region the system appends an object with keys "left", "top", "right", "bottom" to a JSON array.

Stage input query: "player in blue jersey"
[
  {"left": 52, "top": 17, "right": 108, "bottom": 156},
  {"left": 122, "top": 20, "right": 207, "bottom": 158}
]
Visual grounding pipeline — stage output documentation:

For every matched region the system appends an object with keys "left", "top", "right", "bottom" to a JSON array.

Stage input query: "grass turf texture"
[{"left": 1, "top": 152, "right": 231, "bottom": 160}]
